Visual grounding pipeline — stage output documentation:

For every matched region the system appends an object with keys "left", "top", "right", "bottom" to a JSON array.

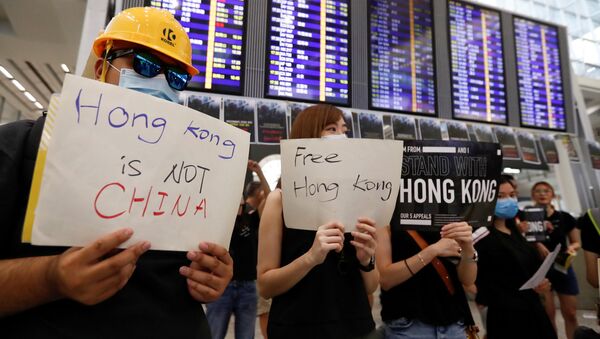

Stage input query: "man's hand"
[
  {"left": 48, "top": 228, "right": 150, "bottom": 305},
  {"left": 180, "top": 242, "right": 233, "bottom": 303}
]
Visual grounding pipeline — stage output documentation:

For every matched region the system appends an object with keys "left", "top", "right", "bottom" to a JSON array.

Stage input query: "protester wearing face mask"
[
  {"left": 257, "top": 104, "right": 378, "bottom": 339},
  {"left": 530, "top": 181, "right": 581, "bottom": 339},
  {"left": 474, "top": 176, "right": 557, "bottom": 339},
  {"left": 0, "top": 7, "right": 233, "bottom": 338}
]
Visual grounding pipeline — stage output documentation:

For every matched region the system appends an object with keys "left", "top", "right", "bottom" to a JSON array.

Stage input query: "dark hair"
[
  {"left": 531, "top": 181, "right": 554, "bottom": 195},
  {"left": 500, "top": 174, "right": 516, "bottom": 188},
  {"left": 290, "top": 104, "right": 344, "bottom": 139},
  {"left": 244, "top": 181, "right": 262, "bottom": 199}
]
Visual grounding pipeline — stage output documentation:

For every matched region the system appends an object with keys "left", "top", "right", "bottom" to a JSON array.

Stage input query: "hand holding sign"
[
  {"left": 49, "top": 228, "right": 150, "bottom": 305},
  {"left": 432, "top": 238, "right": 462, "bottom": 258},
  {"left": 440, "top": 222, "right": 474, "bottom": 250},
  {"left": 351, "top": 217, "right": 378, "bottom": 266},
  {"left": 306, "top": 222, "right": 345, "bottom": 266},
  {"left": 181, "top": 242, "right": 234, "bottom": 303}
]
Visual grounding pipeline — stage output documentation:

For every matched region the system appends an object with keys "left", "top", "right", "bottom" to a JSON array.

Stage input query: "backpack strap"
[{"left": 587, "top": 208, "right": 600, "bottom": 237}]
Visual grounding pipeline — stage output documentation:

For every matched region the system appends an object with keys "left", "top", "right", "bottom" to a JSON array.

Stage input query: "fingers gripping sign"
[
  {"left": 48, "top": 228, "right": 151, "bottom": 305},
  {"left": 179, "top": 242, "right": 234, "bottom": 303},
  {"left": 350, "top": 217, "right": 377, "bottom": 266},
  {"left": 306, "top": 222, "right": 345, "bottom": 266}
]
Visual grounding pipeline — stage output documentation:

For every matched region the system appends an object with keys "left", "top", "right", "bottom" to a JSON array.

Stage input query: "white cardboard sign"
[
  {"left": 30, "top": 75, "right": 250, "bottom": 251},
  {"left": 281, "top": 139, "right": 403, "bottom": 231}
]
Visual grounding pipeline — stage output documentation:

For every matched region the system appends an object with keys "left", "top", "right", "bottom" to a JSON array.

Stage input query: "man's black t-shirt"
[
  {"left": 0, "top": 117, "right": 211, "bottom": 338},
  {"left": 543, "top": 210, "right": 577, "bottom": 252},
  {"left": 579, "top": 211, "right": 600, "bottom": 254},
  {"left": 229, "top": 208, "right": 259, "bottom": 281}
]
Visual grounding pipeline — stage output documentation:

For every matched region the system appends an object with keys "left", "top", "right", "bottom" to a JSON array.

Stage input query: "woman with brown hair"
[{"left": 257, "top": 104, "right": 378, "bottom": 339}]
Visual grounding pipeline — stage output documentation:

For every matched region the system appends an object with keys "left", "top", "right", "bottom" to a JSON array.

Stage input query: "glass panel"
[
  {"left": 572, "top": 60, "right": 586, "bottom": 74},
  {"left": 532, "top": 3, "right": 548, "bottom": 20},
  {"left": 564, "top": 11, "right": 581, "bottom": 36},
  {"left": 548, "top": 6, "right": 562, "bottom": 24},
  {"left": 586, "top": 0, "right": 600, "bottom": 13}
]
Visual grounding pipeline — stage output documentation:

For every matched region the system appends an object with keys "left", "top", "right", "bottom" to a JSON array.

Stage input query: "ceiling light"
[
  {"left": 11, "top": 79, "right": 25, "bottom": 91},
  {"left": 34, "top": 102, "right": 43, "bottom": 109},
  {"left": 0, "top": 66, "right": 13, "bottom": 79},
  {"left": 23, "top": 91, "right": 36, "bottom": 102},
  {"left": 503, "top": 167, "right": 521, "bottom": 174},
  {"left": 61, "top": 64, "right": 70, "bottom": 73}
]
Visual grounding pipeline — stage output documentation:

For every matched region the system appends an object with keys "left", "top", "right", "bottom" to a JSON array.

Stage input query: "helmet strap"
[{"left": 100, "top": 40, "right": 113, "bottom": 82}]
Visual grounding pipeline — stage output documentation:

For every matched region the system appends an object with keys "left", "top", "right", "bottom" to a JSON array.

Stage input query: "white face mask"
[{"left": 321, "top": 133, "right": 348, "bottom": 140}]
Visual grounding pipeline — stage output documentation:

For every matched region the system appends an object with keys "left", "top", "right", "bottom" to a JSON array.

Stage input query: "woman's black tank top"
[{"left": 267, "top": 223, "right": 375, "bottom": 339}]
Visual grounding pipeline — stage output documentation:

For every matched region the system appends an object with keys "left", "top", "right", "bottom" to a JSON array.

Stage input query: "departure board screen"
[
  {"left": 448, "top": 0, "right": 507, "bottom": 124},
  {"left": 266, "top": 0, "right": 351, "bottom": 105},
  {"left": 369, "top": 0, "right": 436, "bottom": 115},
  {"left": 149, "top": 0, "right": 246, "bottom": 94},
  {"left": 514, "top": 17, "right": 566, "bottom": 131}
]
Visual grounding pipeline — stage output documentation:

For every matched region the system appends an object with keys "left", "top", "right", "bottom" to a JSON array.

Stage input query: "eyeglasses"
[
  {"left": 533, "top": 189, "right": 552, "bottom": 194},
  {"left": 107, "top": 49, "right": 192, "bottom": 91}
]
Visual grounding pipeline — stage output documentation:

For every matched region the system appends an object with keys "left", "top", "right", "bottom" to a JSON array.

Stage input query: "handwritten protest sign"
[
  {"left": 394, "top": 140, "right": 502, "bottom": 230},
  {"left": 281, "top": 139, "right": 403, "bottom": 232},
  {"left": 27, "top": 75, "right": 250, "bottom": 251}
]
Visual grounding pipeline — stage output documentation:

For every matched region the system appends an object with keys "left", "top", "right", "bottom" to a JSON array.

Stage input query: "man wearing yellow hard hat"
[{"left": 0, "top": 7, "right": 232, "bottom": 338}]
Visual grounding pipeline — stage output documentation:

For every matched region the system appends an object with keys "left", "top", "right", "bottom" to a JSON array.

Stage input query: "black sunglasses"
[{"left": 107, "top": 49, "right": 192, "bottom": 91}]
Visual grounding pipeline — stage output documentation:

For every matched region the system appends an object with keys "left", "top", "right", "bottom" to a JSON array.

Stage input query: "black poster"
[
  {"left": 343, "top": 110, "right": 354, "bottom": 138},
  {"left": 473, "top": 124, "right": 496, "bottom": 143},
  {"left": 358, "top": 112, "right": 384, "bottom": 139},
  {"left": 289, "top": 102, "right": 310, "bottom": 126},
  {"left": 523, "top": 206, "right": 547, "bottom": 242},
  {"left": 257, "top": 100, "right": 287, "bottom": 143},
  {"left": 539, "top": 134, "right": 559, "bottom": 164},
  {"left": 223, "top": 98, "right": 256, "bottom": 142},
  {"left": 517, "top": 131, "right": 540, "bottom": 164},
  {"left": 446, "top": 121, "right": 470, "bottom": 141},
  {"left": 392, "top": 115, "right": 417, "bottom": 140},
  {"left": 187, "top": 94, "right": 221, "bottom": 120},
  {"left": 395, "top": 140, "right": 502, "bottom": 230},
  {"left": 418, "top": 119, "right": 442, "bottom": 140},
  {"left": 493, "top": 127, "right": 521, "bottom": 160},
  {"left": 588, "top": 141, "right": 600, "bottom": 170}
]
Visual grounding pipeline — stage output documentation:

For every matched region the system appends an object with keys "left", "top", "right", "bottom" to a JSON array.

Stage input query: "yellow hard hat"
[{"left": 93, "top": 7, "right": 199, "bottom": 76}]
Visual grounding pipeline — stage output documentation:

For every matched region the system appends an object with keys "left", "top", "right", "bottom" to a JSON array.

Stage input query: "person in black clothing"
[
  {"left": 579, "top": 208, "right": 600, "bottom": 288},
  {"left": 257, "top": 104, "right": 378, "bottom": 339},
  {"left": 476, "top": 176, "right": 556, "bottom": 339},
  {"left": 206, "top": 160, "right": 271, "bottom": 339},
  {"left": 573, "top": 209, "right": 600, "bottom": 339},
  {"left": 376, "top": 205, "right": 477, "bottom": 337},
  {"left": 530, "top": 181, "right": 581, "bottom": 339},
  {"left": 0, "top": 8, "right": 233, "bottom": 338},
  {"left": 206, "top": 197, "right": 261, "bottom": 339}
]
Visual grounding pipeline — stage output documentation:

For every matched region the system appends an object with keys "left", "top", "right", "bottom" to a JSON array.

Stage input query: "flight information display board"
[
  {"left": 265, "top": 0, "right": 351, "bottom": 105},
  {"left": 149, "top": 0, "right": 246, "bottom": 94},
  {"left": 369, "top": 0, "right": 436, "bottom": 115},
  {"left": 448, "top": 0, "right": 507, "bottom": 124},
  {"left": 514, "top": 17, "right": 566, "bottom": 131}
]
